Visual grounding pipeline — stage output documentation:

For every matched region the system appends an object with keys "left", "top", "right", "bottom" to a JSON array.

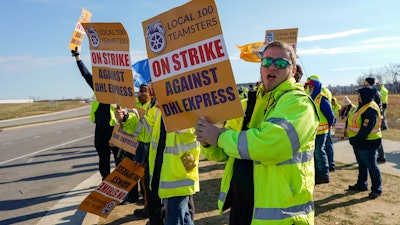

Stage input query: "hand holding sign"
[{"left": 195, "top": 116, "right": 223, "bottom": 147}]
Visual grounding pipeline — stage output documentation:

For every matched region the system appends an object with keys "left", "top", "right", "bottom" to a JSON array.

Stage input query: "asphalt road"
[{"left": 0, "top": 110, "right": 103, "bottom": 225}]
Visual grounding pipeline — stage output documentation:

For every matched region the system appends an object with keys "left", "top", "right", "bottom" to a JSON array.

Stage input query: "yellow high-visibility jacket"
[
  {"left": 203, "top": 79, "right": 319, "bottom": 225},
  {"left": 122, "top": 106, "right": 200, "bottom": 199}
]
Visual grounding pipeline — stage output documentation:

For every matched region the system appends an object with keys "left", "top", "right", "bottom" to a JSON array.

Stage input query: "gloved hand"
[
  {"left": 181, "top": 152, "right": 196, "bottom": 172},
  {"left": 71, "top": 46, "right": 79, "bottom": 57}
]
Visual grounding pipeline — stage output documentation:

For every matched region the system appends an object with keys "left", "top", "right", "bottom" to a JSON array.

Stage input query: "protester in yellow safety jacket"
[
  {"left": 202, "top": 83, "right": 275, "bottom": 224},
  {"left": 72, "top": 47, "right": 121, "bottom": 180},
  {"left": 116, "top": 102, "right": 200, "bottom": 224},
  {"left": 196, "top": 41, "right": 319, "bottom": 225},
  {"left": 346, "top": 86, "right": 382, "bottom": 199},
  {"left": 201, "top": 79, "right": 318, "bottom": 225},
  {"left": 90, "top": 100, "right": 118, "bottom": 126},
  {"left": 379, "top": 83, "right": 389, "bottom": 130},
  {"left": 331, "top": 97, "right": 341, "bottom": 123}
]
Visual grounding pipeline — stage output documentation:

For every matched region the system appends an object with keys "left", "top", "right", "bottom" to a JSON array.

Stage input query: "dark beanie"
[
  {"left": 296, "top": 64, "right": 303, "bottom": 74},
  {"left": 365, "top": 77, "right": 375, "bottom": 86}
]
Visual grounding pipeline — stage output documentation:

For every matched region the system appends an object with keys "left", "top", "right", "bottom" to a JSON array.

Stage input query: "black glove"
[{"left": 71, "top": 47, "right": 79, "bottom": 57}]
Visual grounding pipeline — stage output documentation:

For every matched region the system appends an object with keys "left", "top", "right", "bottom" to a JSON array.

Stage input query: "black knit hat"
[{"left": 365, "top": 77, "right": 375, "bottom": 86}]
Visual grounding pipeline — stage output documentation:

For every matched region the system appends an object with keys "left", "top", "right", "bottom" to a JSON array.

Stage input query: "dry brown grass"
[
  {"left": 0, "top": 100, "right": 89, "bottom": 120},
  {"left": 100, "top": 158, "right": 400, "bottom": 225}
]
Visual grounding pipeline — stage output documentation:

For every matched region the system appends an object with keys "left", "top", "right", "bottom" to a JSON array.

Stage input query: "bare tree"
[{"left": 384, "top": 63, "right": 400, "bottom": 84}]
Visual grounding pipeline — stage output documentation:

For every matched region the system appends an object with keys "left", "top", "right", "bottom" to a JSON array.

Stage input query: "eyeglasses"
[
  {"left": 261, "top": 57, "right": 292, "bottom": 69},
  {"left": 139, "top": 89, "right": 148, "bottom": 93}
]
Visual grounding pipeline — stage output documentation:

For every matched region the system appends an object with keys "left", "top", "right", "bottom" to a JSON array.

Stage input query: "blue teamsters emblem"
[
  {"left": 86, "top": 27, "right": 100, "bottom": 48},
  {"left": 266, "top": 32, "right": 274, "bottom": 43},
  {"left": 146, "top": 21, "right": 166, "bottom": 54}
]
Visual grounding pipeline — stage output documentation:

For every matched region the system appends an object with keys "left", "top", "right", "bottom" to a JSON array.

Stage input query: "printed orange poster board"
[
  {"left": 68, "top": 8, "right": 92, "bottom": 51},
  {"left": 81, "top": 22, "right": 136, "bottom": 108},
  {"left": 265, "top": 28, "right": 299, "bottom": 53},
  {"left": 109, "top": 125, "right": 139, "bottom": 155},
  {"left": 142, "top": 0, "right": 243, "bottom": 132},
  {"left": 78, "top": 158, "right": 145, "bottom": 218}
]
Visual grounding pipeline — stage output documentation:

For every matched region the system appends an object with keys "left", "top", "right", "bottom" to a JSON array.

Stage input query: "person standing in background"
[
  {"left": 305, "top": 79, "right": 335, "bottom": 183},
  {"left": 123, "top": 83, "right": 152, "bottom": 205},
  {"left": 363, "top": 77, "right": 386, "bottom": 163},
  {"left": 331, "top": 97, "right": 341, "bottom": 125},
  {"left": 115, "top": 95, "right": 200, "bottom": 225},
  {"left": 71, "top": 48, "right": 121, "bottom": 180},
  {"left": 378, "top": 83, "right": 389, "bottom": 131},
  {"left": 347, "top": 87, "right": 383, "bottom": 199},
  {"left": 306, "top": 75, "right": 335, "bottom": 172}
]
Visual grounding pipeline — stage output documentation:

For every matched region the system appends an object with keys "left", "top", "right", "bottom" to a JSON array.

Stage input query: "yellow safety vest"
[
  {"left": 380, "top": 85, "right": 388, "bottom": 103},
  {"left": 347, "top": 101, "right": 382, "bottom": 140},
  {"left": 90, "top": 100, "right": 117, "bottom": 126},
  {"left": 313, "top": 93, "right": 329, "bottom": 134}
]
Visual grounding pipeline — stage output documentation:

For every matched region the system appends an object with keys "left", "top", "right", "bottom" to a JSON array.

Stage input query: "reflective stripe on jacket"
[
  {"left": 213, "top": 79, "right": 318, "bottom": 224},
  {"left": 122, "top": 106, "right": 200, "bottom": 199},
  {"left": 313, "top": 93, "right": 329, "bottom": 134},
  {"left": 202, "top": 89, "right": 276, "bottom": 216}
]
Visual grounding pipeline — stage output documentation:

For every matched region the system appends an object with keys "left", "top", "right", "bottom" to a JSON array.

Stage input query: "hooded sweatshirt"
[{"left": 310, "top": 79, "right": 335, "bottom": 128}]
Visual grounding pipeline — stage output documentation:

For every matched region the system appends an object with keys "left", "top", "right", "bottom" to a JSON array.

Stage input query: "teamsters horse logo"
[
  {"left": 146, "top": 21, "right": 166, "bottom": 54},
  {"left": 86, "top": 27, "right": 100, "bottom": 48}
]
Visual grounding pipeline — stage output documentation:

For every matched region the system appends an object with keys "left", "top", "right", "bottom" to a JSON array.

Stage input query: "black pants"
[
  {"left": 145, "top": 163, "right": 164, "bottom": 225},
  {"left": 94, "top": 124, "right": 120, "bottom": 180},
  {"left": 229, "top": 159, "right": 254, "bottom": 225}
]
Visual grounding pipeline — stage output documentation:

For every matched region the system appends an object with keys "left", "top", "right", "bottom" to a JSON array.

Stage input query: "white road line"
[
  {"left": 0, "top": 135, "right": 93, "bottom": 165},
  {"left": 36, "top": 171, "right": 102, "bottom": 225}
]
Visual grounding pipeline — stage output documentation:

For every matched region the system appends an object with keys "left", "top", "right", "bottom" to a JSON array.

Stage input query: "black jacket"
[
  {"left": 77, "top": 60, "right": 111, "bottom": 126},
  {"left": 349, "top": 87, "right": 381, "bottom": 150}
]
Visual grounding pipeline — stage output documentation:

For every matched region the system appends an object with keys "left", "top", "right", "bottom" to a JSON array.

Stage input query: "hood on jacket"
[
  {"left": 358, "top": 86, "right": 375, "bottom": 106},
  {"left": 305, "top": 79, "right": 322, "bottom": 100}
]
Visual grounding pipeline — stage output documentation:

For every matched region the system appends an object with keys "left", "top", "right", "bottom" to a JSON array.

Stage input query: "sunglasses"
[{"left": 261, "top": 57, "right": 292, "bottom": 69}]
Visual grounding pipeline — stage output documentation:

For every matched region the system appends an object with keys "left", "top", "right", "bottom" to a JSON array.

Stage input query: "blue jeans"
[
  {"left": 353, "top": 148, "right": 382, "bottom": 194},
  {"left": 325, "top": 131, "right": 335, "bottom": 169},
  {"left": 163, "top": 196, "right": 194, "bottom": 225},
  {"left": 314, "top": 133, "right": 329, "bottom": 178},
  {"left": 134, "top": 142, "right": 150, "bottom": 164}
]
